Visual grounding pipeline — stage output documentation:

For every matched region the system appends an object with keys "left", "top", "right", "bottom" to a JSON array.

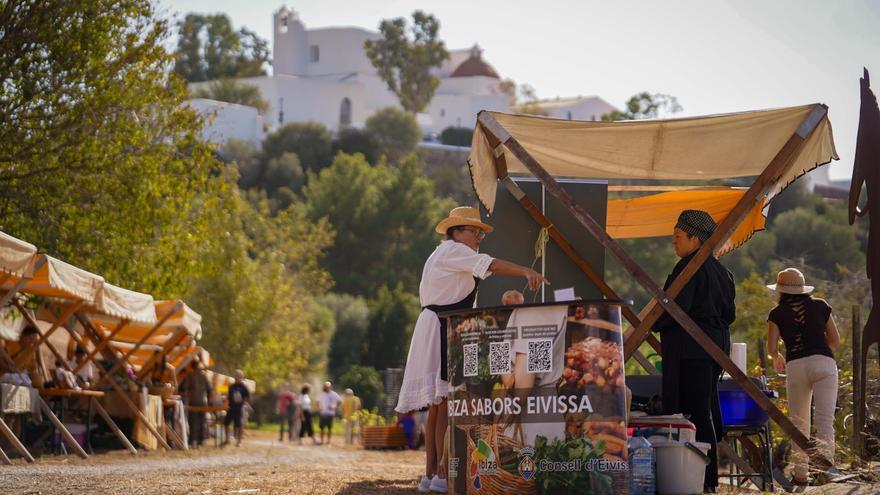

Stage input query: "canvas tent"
[{"left": 470, "top": 103, "right": 838, "bottom": 477}]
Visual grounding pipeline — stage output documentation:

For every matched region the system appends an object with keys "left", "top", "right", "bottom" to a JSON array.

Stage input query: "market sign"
[{"left": 445, "top": 301, "right": 628, "bottom": 495}]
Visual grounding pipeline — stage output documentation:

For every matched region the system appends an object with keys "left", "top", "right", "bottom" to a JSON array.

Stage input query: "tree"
[
  {"left": 338, "top": 365, "right": 384, "bottom": 411},
  {"left": 189, "top": 194, "right": 333, "bottom": 388},
  {"left": 439, "top": 127, "right": 473, "bottom": 147},
  {"left": 173, "top": 13, "right": 269, "bottom": 82},
  {"left": 322, "top": 293, "right": 371, "bottom": 379},
  {"left": 191, "top": 79, "right": 269, "bottom": 113},
  {"left": 364, "top": 284, "right": 421, "bottom": 369},
  {"left": 332, "top": 127, "right": 379, "bottom": 165},
  {"left": 219, "top": 139, "right": 261, "bottom": 188},
  {"left": 772, "top": 205, "right": 864, "bottom": 281},
  {"left": 602, "top": 92, "right": 682, "bottom": 121},
  {"left": 262, "top": 122, "right": 334, "bottom": 174},
  {"left": 0, "top": 0, "right": 228, "bottom": 296},
  {"left": 364, "top": 11, "right": 449, "bottom": 113},
  {"left": 304, "top": 153, "right": 454, "bottom": 295},
  {"left": 365, "top": 107, "right": 422, "bottom": 163}
]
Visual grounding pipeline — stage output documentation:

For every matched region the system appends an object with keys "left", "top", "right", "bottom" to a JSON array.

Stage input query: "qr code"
[
  {"left": 463, "top": 343, "right": 479, "bottom": 377},
  {"left": 489, "top": 341, "right": 511, "bottom": 375},
  {"left": 527, "top": 340, "right": 553, "bottom": 373}
]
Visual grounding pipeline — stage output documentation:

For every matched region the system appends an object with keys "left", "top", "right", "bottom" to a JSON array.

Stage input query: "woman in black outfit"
[{"left": 653, "top": 210, "right": 736, "bottom": 493}]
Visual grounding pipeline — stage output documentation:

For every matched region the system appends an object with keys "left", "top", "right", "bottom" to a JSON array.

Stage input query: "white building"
[
  {"left": 531, "top": 96, "right": 617, "bottom": 121},
  {"left": 189, "top": 6, "right": 511, "bottom": 144}
]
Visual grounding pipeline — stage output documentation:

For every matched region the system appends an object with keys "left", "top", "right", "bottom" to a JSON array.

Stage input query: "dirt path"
[
  {"left": 3, "top": 431, "right": 877, "bottom": 494},
  {"left": 1, "top": 431, "right": 425, "bottom": 495}
]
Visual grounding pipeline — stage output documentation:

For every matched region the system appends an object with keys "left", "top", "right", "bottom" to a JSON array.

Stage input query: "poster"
[{"left": 446, "top": 302, "right": 628, "bottom": 495}]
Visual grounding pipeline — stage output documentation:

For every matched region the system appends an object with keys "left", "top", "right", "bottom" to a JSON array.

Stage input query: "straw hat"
[
  {"left": 434, "top": 206, "right": 494, "bottom": 235},
  {"left": 766, "top": 268, "right": 814, "bottom": 294}
]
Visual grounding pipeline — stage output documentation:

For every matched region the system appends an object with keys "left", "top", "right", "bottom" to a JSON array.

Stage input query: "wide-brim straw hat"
[
  {"left": 766, "top": 268, "right": 814, "bottom": 294},
  {"left": 435, "top": 206, "right": 494, "bottom": 235}
]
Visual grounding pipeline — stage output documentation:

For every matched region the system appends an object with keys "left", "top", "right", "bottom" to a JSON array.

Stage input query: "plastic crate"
[{"left": 719, "top": 389, "right": 775, "bottom": 426}]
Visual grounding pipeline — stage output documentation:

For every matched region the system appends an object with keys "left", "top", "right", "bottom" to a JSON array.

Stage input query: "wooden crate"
[{"left": 361, "top": 425, "right": 407, "bottom": 449}]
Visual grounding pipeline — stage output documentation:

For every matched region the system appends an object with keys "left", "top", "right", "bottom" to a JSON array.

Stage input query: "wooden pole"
[
  {"left": 137, "top": 330, "right": 188, "bottom": 382},
  {"left": 104, "top": 374, "right": 171, "bottom": 451},
  {"left": 476, "top": 108, "right": 833, "bottom": 470},
  {"left": 623, "top": 105, "right": 829, "bottom": 359},
  {"left": 78, "top": 321, "right": 172, "bottom": 451},
  {"left": 0, "top": 256, "right": 46, "bottom": 309},
  {"left": 0, "top": 441, "right": 11, "bottom": 465},
  {"left": 12, "top": 301, "right": 83, "bottom": 366},
  {"left": 0, "top": 346, "right": 84, "bottom": 460},
  {"left": 853, "top": 304, "right": 865, "bottom": 459},
  {"left": 38, "top": 399, "right": 88, "bottom": 458},
  {"left": 0, "top": 416, "right": 34, "bottom": 462},
  {"left": 498, "top": 175, "right": 661, "bottom": 374},
  {"left": 91, "top": 397, "right": 137, "bottom": 455},
  {"left": 80, "top": 303, "right": 179, "bottom": 388},
  {"left": 72, "top": 319, "right": 130, "bottom": 374}
]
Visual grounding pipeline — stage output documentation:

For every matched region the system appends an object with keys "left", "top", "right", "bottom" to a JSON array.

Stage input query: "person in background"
[
  {"left": 767, "top": 268, "right": 841, "bottom": 485},
  {"left": 223, "top": 369, "right": 250, "bottom": 447},
  {"left": 398, "top": 411, "right": 417, "bottom": 449},
  {"left": 653, "top": 210, "right": 736, "bottom": 493},
  {"left": 317, "top": 381, "right": 342, "bottom": 446},
  {"left": 15, "top": 325, "right": 50, "bottom": 388},
  {"left": 299, "top": 384, "right": 318, "bottom": 445},
  {"left": 501, "top": 289, "right": 525, "bottom": 306},
  {"left": 69, "top": 346, "right": 96, "bottom": 389},
  {"left": 53, "top": 359, "right": 79, "bottom": 389},
  {"left": 180, "top": 359, "right": 211, "bottom": 448},
  {"left": 276, "top": 384, "right": 298, "bottom": 442},
  {"left": 341, "top": 388, "right": 361, "bottom": 445}
]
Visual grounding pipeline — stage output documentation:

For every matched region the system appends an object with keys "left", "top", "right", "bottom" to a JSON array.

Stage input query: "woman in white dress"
[{"left": 396, "top": 206, "right": 547, "bottom": 493}]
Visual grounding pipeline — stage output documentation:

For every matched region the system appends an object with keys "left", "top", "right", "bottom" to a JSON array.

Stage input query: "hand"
[{"left": 524, "top": 269, "right": 549, "bottom": 291}]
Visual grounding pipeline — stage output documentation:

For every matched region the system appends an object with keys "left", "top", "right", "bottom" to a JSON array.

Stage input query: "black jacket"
[{"left": 654, "top": 252, "right": 736, "bottom": 360}]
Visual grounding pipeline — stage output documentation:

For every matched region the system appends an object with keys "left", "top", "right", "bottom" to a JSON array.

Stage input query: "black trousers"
[
  {"left": 299, "top": 410, "right": 315, "bottom": 438},
  {"left": 187, "top": 410, "right": 205, "bottom": 446},
  {"left": 674, "top": 359, "right": 723, "bottom": 490}
]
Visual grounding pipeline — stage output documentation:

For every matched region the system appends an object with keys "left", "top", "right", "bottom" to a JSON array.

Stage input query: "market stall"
[
  {"left": 0, "top": 251, "right": 106, "bottom": 459},
  {"left": 468, "top": 103, "right": 838, "bottom": 486}
]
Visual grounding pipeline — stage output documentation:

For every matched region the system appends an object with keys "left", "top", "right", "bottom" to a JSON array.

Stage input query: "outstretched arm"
[{"left": 488, "top": 259, "right": 549, "bottom": 291}]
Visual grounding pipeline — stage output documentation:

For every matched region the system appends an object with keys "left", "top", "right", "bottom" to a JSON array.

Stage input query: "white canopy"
[
  {"left": 0, "top": 231, "right": 37, "bottom": 278},
  {"left": 470, "top": 104, "right": 838, "bottom": 213},
  {"left": 2, "top": 254, "right": 105, "bottom": 304},
  {"left": 91, "top": 282, "right": 157, "bottom": 324}
]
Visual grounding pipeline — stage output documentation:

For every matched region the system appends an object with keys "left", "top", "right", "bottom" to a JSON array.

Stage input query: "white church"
[{"left": 189, "top": 6, "right": 617, "bottom": 146}]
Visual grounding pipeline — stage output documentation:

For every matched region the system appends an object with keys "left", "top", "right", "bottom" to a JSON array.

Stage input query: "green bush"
[
  {"left": 338, "top": 365, "right": 384, "bottom": 411},
  {"left": 439, "top": 126, "right": 473, "bottom": 146}
]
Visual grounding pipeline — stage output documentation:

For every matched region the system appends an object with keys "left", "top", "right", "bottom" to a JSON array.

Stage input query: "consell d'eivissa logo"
[{"left": 517, "top": 446, "right": 536, "bottom": 480}]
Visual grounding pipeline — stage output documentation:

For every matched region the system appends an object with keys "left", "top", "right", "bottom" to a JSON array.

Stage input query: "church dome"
[{"left": 450, "top": 45, "right": 499, "bottom": 79}]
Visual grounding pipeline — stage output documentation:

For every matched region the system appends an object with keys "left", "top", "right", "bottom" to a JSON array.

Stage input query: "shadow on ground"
[{"left": 336, "top": 478, "right": 418, "bottom": 494}]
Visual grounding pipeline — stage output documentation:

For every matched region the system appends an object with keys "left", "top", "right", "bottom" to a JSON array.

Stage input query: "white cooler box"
[{"left": 629, "top": 414, "right": 696, "bottom": 443}]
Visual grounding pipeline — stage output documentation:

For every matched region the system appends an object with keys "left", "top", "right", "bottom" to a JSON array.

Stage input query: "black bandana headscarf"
[{"left": 675, "top": 209, "right": 716, "bottom": 243}]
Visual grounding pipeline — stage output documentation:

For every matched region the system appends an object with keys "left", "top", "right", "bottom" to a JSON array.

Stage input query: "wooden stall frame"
[{"left": 476, "top": 105, "right": 833, "bottom": 470}]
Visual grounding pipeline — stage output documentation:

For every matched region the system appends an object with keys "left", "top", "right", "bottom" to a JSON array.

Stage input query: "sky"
[{"left": 162, "top": 0, "right": 880, "bottom": 181}]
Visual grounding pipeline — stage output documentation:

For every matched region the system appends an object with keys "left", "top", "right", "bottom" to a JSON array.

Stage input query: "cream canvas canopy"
[
  {"left": 89, "top": 283, "right": 157, "bottom": 324},
  {"left": 470, "top": 104, "right": 838, "bottom": 214},
  {"left": 0, "top": 231, "right": 37, "bottom": 278},
  {"left": 1, "top": 254, "right": 105, "bottom": 304}
]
